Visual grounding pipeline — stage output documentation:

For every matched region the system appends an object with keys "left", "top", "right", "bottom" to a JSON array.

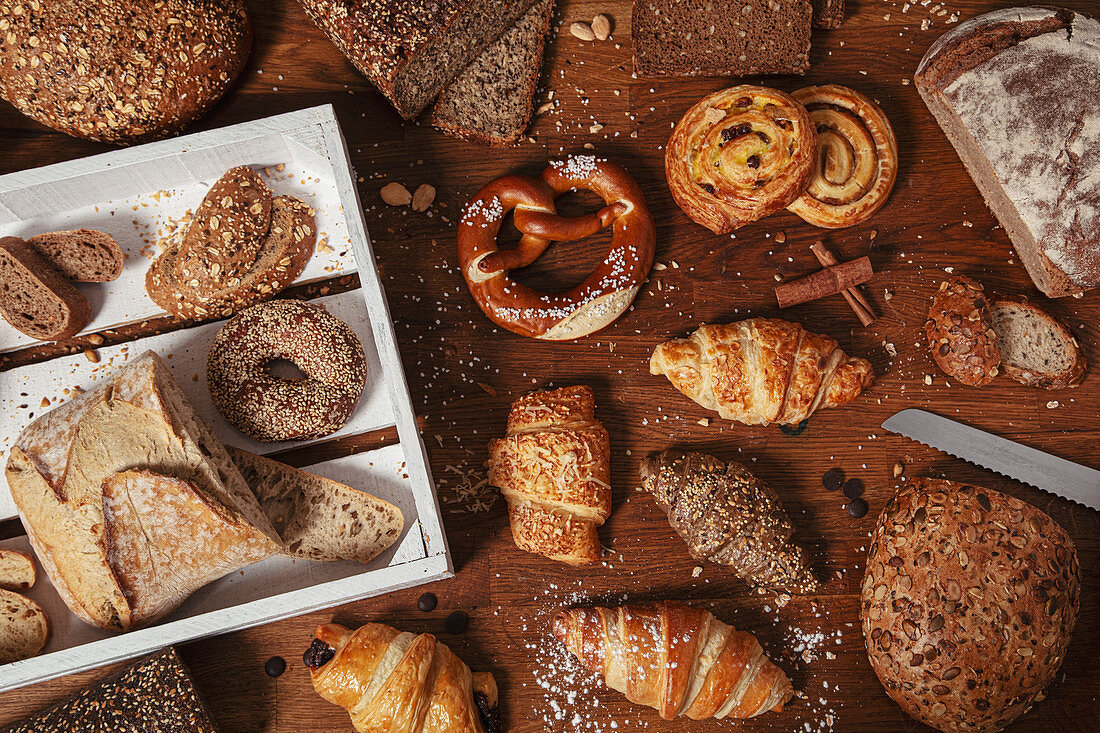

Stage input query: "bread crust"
[{"left": 924, "top": 276, "right": 1001, "bottom": 386}]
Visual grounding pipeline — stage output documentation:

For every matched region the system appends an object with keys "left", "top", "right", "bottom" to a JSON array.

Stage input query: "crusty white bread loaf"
[
  {"left": 0, "top": 589, "right": 48, "bottom": 664},
  {"left": 4, "top": 351, "right": 281, "bottom": 631},
  {"left": 228, "top": 448, "right": 404, "bottom": 564},
  {"left": 990, "top": 298, "right": 1087, "bottom": 390},
  {"left": 0, "top": 549, "right": 35, "bottom": 591}
]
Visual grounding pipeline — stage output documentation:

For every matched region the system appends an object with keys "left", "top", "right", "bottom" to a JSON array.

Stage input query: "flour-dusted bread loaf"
[
  {"left": 990, "top": 297, "right": 1087, "bottom": 389},
  {"left": 924, "top": 276, "right": 1001, "bottom": 386},
  {"left": 0, "top": 589, "right": 48, "bottom": 665},
  {"left": 862, "top": 479, "right": 1080, "bottom": 733},
  {"left": 27, "top": 230, "right": 123, "bottom": 283},
  {"left": 228, "top": 448, "right": 404, "bottom": 564},
  {"left": 298, "top": 0, "right": 540, "bottom": 119},
  {"left": 1, "top": 647, "right": 218, "bottom": 732},
  {"left": 0, "top": 236, "right": 91, "bottom": 341},
  {"left": 4, "top": 351, "right": 281, "bottom": 631},
  {"left": 0, "top": 0, "right": 251, "bottom": 144},
  {"left": 0, "top": 549, "right": 34, "bottom": 591},
  {"left": 431, "top": 0, "right": 554, "bottom": 146},
  {"left": 915, "top": 8, "right": 1100, "bottom": 298}
]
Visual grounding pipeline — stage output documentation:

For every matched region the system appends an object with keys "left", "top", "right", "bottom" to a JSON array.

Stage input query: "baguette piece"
[
  {"left": 0, "top": 590, "right": 48, "bottom": 665},
  {"left": 431, "top": 0, "right": 554, "bottom": 146},
  {"left": 228, "top": 448, "right": 404, "bottom": 564},
  {"left": 0, "top": 550, "right": 35, "bottom": 591},
  {"left": 27, "top": 230, "right": 123, "bottom": 282},
  {"left": 990, "top": 297, "right": 1087, "bottom": 389},
  {"left": 0, "top": 236, "right": 90, "bottom": 341}
]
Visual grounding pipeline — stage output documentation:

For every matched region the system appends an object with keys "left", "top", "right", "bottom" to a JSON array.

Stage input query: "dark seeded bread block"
[
  {"left": 2, "top": 647, "right": 218, "bottom": 732},
  {"left": 0, "top": 236, "right": 90, "bottom": 341},
  {"left": 431, "top": 0, "right": 554, "bottom": 146},
  {"left": 298, "top": 0, "right": 540, "bottom": 119},
  {"left": 632, "top": 0, "right": 812, "bottom": 77},
  {"left": 27, "top": 229, "right": 123, "bottom": 282},
  {"left": 812, "top": 0, "right": 844, "bottom": 28},
  {"left": 991, "top": 298, "right": 1087, "bottom": 389}
]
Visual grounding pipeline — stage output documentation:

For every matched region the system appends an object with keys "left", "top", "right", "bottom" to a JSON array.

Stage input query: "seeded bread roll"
[
  {"left": 990, "top": 297, "right": 1087, "bottom": 390},
  {"left": 0, "top": 0, "right": 251, "bottom": 144},
  {"left": 0, "top": 236, "right": 91, "bottom": 342},
  {"left": 861, "top": 478, "right": 1079, "bottom": 733},
  {"left": 27, "top": 230, "right": 123, "bottom": 283},
  {"left": 924, "top": 276, "right": 1001, "bottom": 386}
]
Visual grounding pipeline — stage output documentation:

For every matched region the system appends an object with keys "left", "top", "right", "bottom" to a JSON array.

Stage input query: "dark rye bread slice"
[
  {"left": 990, "top": 297, "right": 1087, "bottom": 389},
  {"left": 0, "top": 236, "right": 90, "bottom": 341},
  {"left": 298, "top": 0, "right": 540, "bottom": 119},
  {"left": 915, "top": 8, "right": 1100, "bottom": 298},
  {"left": 812, "top": 0, "right": 844, "bottom": 28},
  {"left": 27, "top": 229, "right": 123, "bottom": 282},
  {"left": 431, "top": 0, "right": 554, "bottom": 146},
  {"left": 1, "top": 647, "right": 218, "bottom": 732},
  {"left": 146, "top": 196, "right": 315, "bottom": 321},
  {"left": 632, "top": 0, "right": 812, "bottom": 77}
]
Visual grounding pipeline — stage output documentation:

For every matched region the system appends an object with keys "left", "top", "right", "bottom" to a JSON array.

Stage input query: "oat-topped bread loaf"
[
  {"left": 632, "top": 0, "right": 812, "bottom": 77},
  {"left": 915, "top": 7, "right": 1100, "bottom": 298},
  {"left": 862, "top": 479, "right": 1079, "bottom": 733},
  {"left": 4, "top": 351, "right": 281, "bottom": 631},
  {"left": 431, "top": 0, "right": 554, "bottom": 146},
  {"left": 298, "top": 0, "right": 540, "bottom": 119},
  {"left": 0, "top": 0, "right": 251, "bottom": 144},
  {"left": 2, "top": 647, "right": 218, "bottom": 732}
]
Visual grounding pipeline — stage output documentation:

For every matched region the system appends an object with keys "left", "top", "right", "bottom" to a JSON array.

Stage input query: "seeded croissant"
[{"left": 641, "top": 450, "right": 818, "bottom": 594}]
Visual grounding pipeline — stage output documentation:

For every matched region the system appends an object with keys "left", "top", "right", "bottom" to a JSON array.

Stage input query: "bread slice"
[
  {"left": 431, "top": 0, "right": 554, "bottom": 146},
  {"left": 0, "top": 549, "right": 35, "bottom": 591},
  {"left": 27, "top": 229, "right": 123, "bottom": 282},
  {"left": 990, "top": 298, "right": 1087, "bottom": 389},
  {"left": 632, "top": 0, "right": 812, "bottom": 77},
  {"left": 146, "top": 195, "right": 315, "bottom": 320},
  {"left": 228, "top": 447, "right": 404, "bottom": 564},
  {"left": 0, "top": 589, "right": 48, "bottom": 664},
  {"left": 0, "top": 236, "right": 90, "bottom": 341}
]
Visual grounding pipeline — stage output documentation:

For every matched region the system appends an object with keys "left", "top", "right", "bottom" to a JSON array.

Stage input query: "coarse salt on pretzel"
[{"left": 457, "top": 155, "right": 656, "bottom": 340}]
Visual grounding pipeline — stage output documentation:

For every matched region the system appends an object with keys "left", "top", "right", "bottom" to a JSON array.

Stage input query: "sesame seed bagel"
[{"left": 207, "top": 300, "right": 366, "bottom": 442}]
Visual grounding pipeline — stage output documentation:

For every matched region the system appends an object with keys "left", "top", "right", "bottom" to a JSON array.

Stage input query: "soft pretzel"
[
  {"left": 457, "top": 155, "right": 656, "bottom": 340},
  {"left": 787, "top": 84, "right": 898, "bottom": 228},
  {"left": 665, "top": 86, "right": 817, "bottom": 234}
]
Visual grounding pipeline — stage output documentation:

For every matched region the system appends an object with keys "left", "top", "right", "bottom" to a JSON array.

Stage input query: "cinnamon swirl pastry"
[
  {"left": 787, "top": 85, "right": 898, "bottom": 228},
  {"left": 665, "top": 85, "right": 816, "bottom": 234}
]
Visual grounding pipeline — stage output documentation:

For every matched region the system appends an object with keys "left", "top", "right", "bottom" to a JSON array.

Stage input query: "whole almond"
[
  {"left": 570, "top": 21, "right": 596, "bottom": 41},
  {"left": 591, "top": 14, "right": 612, "bottom": 40},
  {"left": 380, "top": 182, "right": 412, "bottom": 206},
  {"left": 412, "top": 184, "right": 436, "bottom": 212}
]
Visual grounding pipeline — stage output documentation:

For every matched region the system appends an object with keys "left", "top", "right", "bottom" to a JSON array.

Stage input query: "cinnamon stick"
[
  {"left": 810, "top": 241, "right": 877, "bottom": 326},
  {"left": 774, "top": 257, "right": 873, "bottom": 309}
]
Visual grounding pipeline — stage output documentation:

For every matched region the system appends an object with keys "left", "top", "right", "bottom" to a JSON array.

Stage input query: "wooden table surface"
[{"left": 0, "top": 0, "right": 1097, "bottom": 730}]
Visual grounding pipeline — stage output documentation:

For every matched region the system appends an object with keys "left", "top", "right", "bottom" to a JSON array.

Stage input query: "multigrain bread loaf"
[
  {"left": 27, "top": 230, "right": 123, "bottom": 283},
  {"left": 914, "top": 7, "right": 1100, "bottom": 298},
  {"left": 0, "top": 236, "right": 90, "bottom": 341},
  {"left": 632, "top": 0, "right": 812, "bottom": 77},
  {"left": 1, "top": 647, "right": 218, "bottom": 732},
  {"left": 0, "top": 589, "right": 48, "bottom": 665},
  {"left": 0, "top": 0, "right": 251, "bottom": 144},
  {"left": 0, "top": 549, "right": 34, "bottom": 591},
  {"left": 298, "top": 0, "right": 540, "bottom": 119},
  {"left": 431, "top": 0, "right": 554, "bottom": 146},
  {"left": 861, "top": 479, "right": 1079, "bottom": 733},
  {"left": 4, "top": 352, "right": 281, "bottom": 631},
  {"left": 990, "top": 297, "right": 1087, "bottom": 389}
]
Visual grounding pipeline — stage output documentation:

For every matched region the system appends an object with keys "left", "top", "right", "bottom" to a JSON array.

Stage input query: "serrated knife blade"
[{"left": 882, "top": 408, "right": 1100, "bottom": 511}]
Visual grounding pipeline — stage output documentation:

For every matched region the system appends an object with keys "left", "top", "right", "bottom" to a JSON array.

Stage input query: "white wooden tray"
[{"left": 0, "top": 106, "right": 451, "bottom": 692}]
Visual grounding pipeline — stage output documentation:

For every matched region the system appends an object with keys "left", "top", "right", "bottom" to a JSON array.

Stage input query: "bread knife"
[{"left": 882, "top": 408, "right": 1100, "bottom": 512}]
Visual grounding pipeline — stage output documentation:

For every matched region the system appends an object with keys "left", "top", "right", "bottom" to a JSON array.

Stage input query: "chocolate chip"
[
  {"left": 736, "top": 96, "right": 752, "bottom": 107},
  {"left": 698, "top": 181, "right": 716, "bottom": 195},
  {"left": 756, "top": 131, "right": 771, "bottom": 143},
  {"left": 302, "top": 638, "right": 335, "bottom": 669},
  {"left": 417, "top": 592, "right": 438, "bottom": 612},
  {"left": 265, "top": 656, "right": 286, "bottom": 678},
  {"left": 822, "top": 468, "right": 844, "bottom": 491},
  {"left": 721, "top": 123, "right": 752, "bottom": 141},
  {"left": 843, "top": 478, "right": 864, "bottom": 499},
  {"left": 445, "top": 610, "right": 469, "bottom": 634},
  {"left": 746, "top": 155, "right": 761, "bottom": 169},
  {"left": 848, "top": 498, "right": 869, "bottom": 518}
]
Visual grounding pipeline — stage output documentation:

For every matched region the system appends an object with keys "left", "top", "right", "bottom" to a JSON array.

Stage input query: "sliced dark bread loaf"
[
  {"left": 431, "top": 0, "right": 554, "bottom": 146},
  {"left": 632, "top": 0, "right": 812, "bottom": 77},
  {"left": 229, "top": 447, "right": 404, "bottom": 565},
  {"left": 990, "top": 298, "right": 1087, "bottom": 389},
  {"left": 146, "top": 195, "right": 315, "bottom": 320},
  {"left": 0, "top": 549, "right": 35, "bottom": 591},
  {"left": 812, "top": 0, "right": 844, "bottom": 28},
  {"left": 0, "top": 589, "right": 48, "bottom": 665},
  {"left": 27, "top": 229, "right": 123, "bottom": 282},
  {"left": 0, "top": 236, "right": 90, "bottom": 341},
  {"left": 1, "top": 647, "right": 218, "bottom": 732}
]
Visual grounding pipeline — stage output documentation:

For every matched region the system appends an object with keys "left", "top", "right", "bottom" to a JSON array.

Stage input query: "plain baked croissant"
[
  {"left": 487, "top": 385, "right": 611, "bottom": 565},
  {"left": 305, "top": 622, "right": 499, "bottom": 733},
  {"left": 650, "top": 319, "right": 874, "bottom": 425},
  {"left": 554, "top": 601, "right": 793, "bottom": 720},
  {"left": 641, "top": 451, "right": 818, "bottom": 594}
]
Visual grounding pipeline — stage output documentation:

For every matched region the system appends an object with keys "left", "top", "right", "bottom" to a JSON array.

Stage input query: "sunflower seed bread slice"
[
  {"left": 0, "top": 590, "right": 48, "bottom": 665},
  {"left": 0, "top": 236, "right": 91, "bottom": 341},
  {"left": 990, "top": 297, "right": 1087, "bottom": 389},
  {"left": 27, "top": 229, "right": 123, "bottom": 282}
]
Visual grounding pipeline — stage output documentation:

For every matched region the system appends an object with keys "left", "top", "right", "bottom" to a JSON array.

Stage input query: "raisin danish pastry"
[{"left": 665, "top": 85, "right": 816, "bottom": 233}]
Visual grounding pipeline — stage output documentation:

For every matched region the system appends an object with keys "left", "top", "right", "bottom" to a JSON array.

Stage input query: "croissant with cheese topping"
[{"left": 487, "top": 386, "right": 611, "bottom": 565}]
